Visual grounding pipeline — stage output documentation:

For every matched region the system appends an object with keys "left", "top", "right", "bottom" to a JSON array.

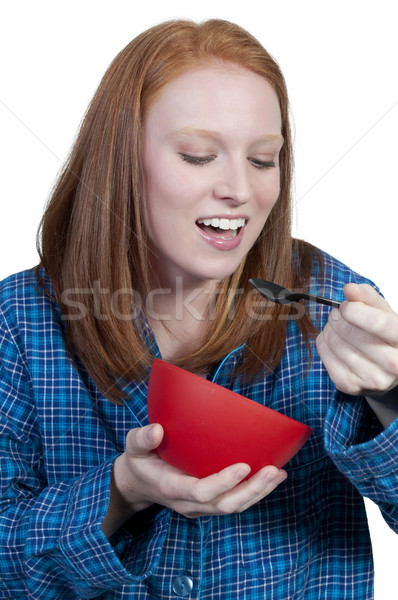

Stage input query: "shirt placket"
[{"left": 147, "top": 514, "right": 204, "bottom": 599}]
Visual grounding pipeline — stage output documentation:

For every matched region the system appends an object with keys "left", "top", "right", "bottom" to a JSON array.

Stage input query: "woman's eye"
[
  {"left": 249, "top": 158, "right": 277, "bottom": 170},
  {"left": 179, "top": 153, "right": 216, "bottom": 166}
]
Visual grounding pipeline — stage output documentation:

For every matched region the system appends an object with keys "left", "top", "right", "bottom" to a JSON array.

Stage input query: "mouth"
[{"left": 196, "top": 217, "right": 246, "bottom": 240}]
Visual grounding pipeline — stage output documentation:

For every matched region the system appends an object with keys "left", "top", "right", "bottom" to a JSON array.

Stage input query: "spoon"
[{"left": 249, "top": 278, "right": 341, "bottom": 309}]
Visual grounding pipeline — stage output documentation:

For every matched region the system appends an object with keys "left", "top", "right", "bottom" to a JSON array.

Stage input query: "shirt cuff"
[
  {"left": 57, "top": 456, "right": 170, "bottom": 594},
  {"left": 324, "top": 391, "right": 398, "bottom": 506}
]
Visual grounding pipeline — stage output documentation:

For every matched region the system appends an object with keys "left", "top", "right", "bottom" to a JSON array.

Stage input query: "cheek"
[
  {"left": 147, "top": 181, "right": 212, "bottom": 246},
  {"left": 255, "top": 172, "right": 281, "bottom": 212},
  {"left": 143, "top": 170, "right": 195, "bottom": 243}
]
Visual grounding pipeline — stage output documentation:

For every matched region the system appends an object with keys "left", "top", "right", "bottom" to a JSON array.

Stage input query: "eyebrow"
[{"left": 172, "top": 127, "right": 284, "bottom": 144}]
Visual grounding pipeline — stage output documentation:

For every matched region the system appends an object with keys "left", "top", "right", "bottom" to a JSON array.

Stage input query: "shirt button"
[{"left": 172, "top": 575, "right": 194, "bottom": 597}]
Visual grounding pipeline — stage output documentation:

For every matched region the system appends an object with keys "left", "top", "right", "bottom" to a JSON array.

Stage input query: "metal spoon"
[{"left": 249, "top": 278, "right": 341, "bottom": 309}]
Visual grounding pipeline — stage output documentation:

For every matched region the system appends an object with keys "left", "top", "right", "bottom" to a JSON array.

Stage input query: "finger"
[
  {"left": 130, "top": 462, "right": 251, "bottom": 517},
  {"left": 317, "top": 328, "right": 395, "bottom": 395},
  {"left": 125, "top": 424, "right": 164, "bottom": 456},
  {"left": 343, "top": 283, "right": 389, "bottom": 311},
  {"left": 316, "top": 332, "right": 360, "bottom": 393},
  {"left": 335, "top": 297, "right": 398, "bottom": 346},
  {"left": 186, "top": 463, "right": 252, "bottom": 504},
  {"left": 214, "top": 466, "right": 288, "bottom": 515},
  {"left": 324, "top": 309, "right": 393, "bottom": 368},
  {"left": 165, "top": 463, "right": 282, "bottom": 512}
]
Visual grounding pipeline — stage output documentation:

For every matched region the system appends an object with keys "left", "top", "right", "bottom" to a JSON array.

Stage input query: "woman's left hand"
[{"left": 316, "top": 283, "right": 398, "bottom": 404}]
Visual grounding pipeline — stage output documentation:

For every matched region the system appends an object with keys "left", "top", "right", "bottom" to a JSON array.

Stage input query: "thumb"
[
  {"left": 343, "top": 283, "right": 389, "bottom": 311},
  {"left": 126, "top": 423, "right": 164, "bottom": 456}
]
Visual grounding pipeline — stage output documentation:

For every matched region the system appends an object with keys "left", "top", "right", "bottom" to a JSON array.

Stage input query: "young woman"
[{"left": 0, "top": 19, "right": 397, "bottom": 599}]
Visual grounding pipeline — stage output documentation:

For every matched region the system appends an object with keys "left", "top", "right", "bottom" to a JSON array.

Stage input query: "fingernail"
[
  {"left": 145, "top": 424, "right": 156, "bottom": 444},
  {"left": 235, "top": 465, "right": 251, "bottom": 481},
  {"left": 264, "top": 468, "right": 286, "bottom": 484}
]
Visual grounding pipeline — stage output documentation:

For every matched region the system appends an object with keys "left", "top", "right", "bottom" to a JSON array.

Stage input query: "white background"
[{"left": 1, "top": 1, "right": 397, "bottom": 596}]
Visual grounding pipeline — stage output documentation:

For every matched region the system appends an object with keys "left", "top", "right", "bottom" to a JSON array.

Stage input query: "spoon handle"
[{"left": 295, "top": 293, "right": 341, "bottom": 309}]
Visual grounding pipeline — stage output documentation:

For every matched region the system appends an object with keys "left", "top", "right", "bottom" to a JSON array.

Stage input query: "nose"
[{"left": 212, "top": 157, "right": 253, "bottom": 205}]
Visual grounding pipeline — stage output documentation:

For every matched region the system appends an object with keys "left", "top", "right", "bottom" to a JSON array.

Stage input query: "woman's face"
[{"left": 141, "top": 64, "right": 283, "bottom": 288}]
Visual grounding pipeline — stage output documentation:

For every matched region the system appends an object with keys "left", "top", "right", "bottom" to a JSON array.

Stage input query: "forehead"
[{"left": 143, "top": 64, "right": 282, "bottom": 137}]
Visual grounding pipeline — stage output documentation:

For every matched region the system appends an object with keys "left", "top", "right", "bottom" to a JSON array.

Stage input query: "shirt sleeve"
[
  {"left": 324, "top": 390, "right": 398, "bottom": 533},
  {"left": 0, "top": 316, "right": 170, "bottom": 598}
]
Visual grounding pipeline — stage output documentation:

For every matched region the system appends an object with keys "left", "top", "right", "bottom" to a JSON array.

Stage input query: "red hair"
[{"left": 37, "top": 19, "right": 319, "bottom": 403}]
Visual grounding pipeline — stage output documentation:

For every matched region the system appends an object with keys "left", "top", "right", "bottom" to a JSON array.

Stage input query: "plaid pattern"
[{"left": 0, "top": 253, "right": 397, "bottom": 599}]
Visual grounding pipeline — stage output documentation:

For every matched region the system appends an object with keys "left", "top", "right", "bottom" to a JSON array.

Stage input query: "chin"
[{"left": 195, "top": 264, "right": 242, "bottom": 283}]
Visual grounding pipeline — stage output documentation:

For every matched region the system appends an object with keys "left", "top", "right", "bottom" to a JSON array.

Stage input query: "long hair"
[{"left": 37, "top": 19, "right": 319, "bottom": 404}]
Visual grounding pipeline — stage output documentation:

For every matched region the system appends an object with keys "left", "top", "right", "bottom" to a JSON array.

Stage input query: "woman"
[{"left": 0, "top": 19, "right": 397, "bottom": 599}]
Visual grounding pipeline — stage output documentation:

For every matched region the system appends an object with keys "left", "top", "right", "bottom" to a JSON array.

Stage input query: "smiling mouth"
[{"left": 196, "top": 217, "right": 246, "bottom": 239}]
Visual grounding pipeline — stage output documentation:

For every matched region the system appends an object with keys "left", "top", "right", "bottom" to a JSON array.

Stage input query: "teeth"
[{"left": 197, "top": 217, "right": 245, "bottom": 230}]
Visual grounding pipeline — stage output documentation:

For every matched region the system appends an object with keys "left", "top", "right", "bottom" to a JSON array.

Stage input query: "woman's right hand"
[{"left": 101, "top": 424, "right": 287, "bottom": 537}]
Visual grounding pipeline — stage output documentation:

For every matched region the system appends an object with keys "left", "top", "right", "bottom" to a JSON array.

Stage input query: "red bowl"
[{"left": 147, "top": 359, "right": 312, "bottom": 479}]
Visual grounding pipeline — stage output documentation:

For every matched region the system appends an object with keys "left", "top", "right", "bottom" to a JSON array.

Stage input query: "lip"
[
  {"left": 195, "top": 217, "right": 248, "bottom": 251},
  {"left": 196, "top": 214, "right": 249, "bottom": 221}
]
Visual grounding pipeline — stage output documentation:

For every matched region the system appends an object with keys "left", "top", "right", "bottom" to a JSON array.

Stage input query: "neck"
[
  {"left": 146, "top": 276, "right": 220, "bottom": 362},
  {"left": 147, "top": 275, "right": 219, "bottom": 321}
]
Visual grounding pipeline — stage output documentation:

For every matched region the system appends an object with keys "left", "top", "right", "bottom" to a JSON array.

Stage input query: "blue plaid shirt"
[{"left": 1, "top": 251, "right": 397, "bottom": 599}]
